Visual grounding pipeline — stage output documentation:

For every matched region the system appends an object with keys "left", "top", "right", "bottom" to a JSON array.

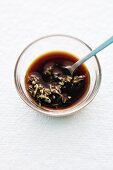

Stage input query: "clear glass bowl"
[{"left": 14, "top": 35, "right": 101, "bottom": 117}]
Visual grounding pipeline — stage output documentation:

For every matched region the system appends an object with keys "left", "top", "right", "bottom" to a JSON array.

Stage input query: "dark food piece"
[{"left": 25, "top": 51, "right": 90, "bottom": 109}]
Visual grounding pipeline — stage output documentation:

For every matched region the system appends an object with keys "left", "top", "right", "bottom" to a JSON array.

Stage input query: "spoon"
[{"left": 63, "top": 36, "right": 113, "bottom": 75}]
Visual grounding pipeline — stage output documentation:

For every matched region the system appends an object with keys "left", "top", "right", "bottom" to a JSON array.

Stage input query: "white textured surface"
[{"left": 0, "top": 0, "right": 113, "bottom": 169}]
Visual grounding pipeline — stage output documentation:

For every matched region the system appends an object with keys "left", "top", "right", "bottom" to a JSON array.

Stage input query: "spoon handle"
[{"left": 72, "top": 36, "right": 113, "bottom": 70}]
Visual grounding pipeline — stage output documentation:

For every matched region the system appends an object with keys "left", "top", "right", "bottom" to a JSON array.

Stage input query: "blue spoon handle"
[{"left": 72, "top": 36, "right": 113, "bottom": 70}]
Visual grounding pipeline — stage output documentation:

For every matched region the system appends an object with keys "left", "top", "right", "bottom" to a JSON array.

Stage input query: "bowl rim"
[{"left": 14, "top": 34, "right": 102, "bottom": 117}]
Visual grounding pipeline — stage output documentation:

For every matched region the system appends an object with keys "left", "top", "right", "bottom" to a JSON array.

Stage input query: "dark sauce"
[{"left": 25, "top": 51, "right": 90, "bottom": 110}]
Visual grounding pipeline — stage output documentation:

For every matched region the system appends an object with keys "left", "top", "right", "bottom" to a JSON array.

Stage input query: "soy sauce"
[{"left": 25, "top": 51, "right": 90, "bottom": 110}]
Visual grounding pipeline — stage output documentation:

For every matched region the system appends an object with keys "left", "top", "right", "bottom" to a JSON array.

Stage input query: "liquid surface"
[{"left": 25, "top": 51, "right": 90, "bottom": 110}]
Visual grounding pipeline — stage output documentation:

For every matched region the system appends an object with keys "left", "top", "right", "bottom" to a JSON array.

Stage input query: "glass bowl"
[{"left": 14, "top": 35, "right": 101, "bottom": 117}]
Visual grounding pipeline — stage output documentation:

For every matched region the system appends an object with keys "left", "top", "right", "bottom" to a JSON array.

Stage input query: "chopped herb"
[{"left": 27, "top": 70, "right": 85, "bottom": 107}]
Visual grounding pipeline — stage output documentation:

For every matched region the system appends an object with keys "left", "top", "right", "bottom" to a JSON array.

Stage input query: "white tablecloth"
[{"left": 0, "top": 0, "right": 113, "bottom": 169}]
